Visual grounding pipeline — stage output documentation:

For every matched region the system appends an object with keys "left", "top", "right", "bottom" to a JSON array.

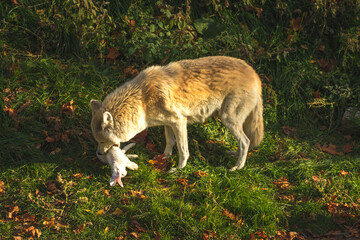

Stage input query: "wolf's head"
[{"left": 90, "top": 99, "right": 120, "bottom": 156}]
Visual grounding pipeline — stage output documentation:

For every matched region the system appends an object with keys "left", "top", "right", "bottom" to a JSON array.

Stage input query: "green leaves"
[{"left": 194, "top": 18, "right": 224, "bottom": 38}]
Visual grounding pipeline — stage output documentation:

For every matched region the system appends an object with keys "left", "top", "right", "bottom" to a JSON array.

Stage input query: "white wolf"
[{"left": 90, "top": 56, "right": 264, "bottom": 174}]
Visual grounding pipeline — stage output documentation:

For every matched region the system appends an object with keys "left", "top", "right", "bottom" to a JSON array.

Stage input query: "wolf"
[{"left": 90, "top": 56, "right": 264, "bottom": 172}]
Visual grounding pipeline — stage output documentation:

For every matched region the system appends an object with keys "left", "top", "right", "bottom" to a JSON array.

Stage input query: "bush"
[{"left": 0, "top": 0, "right": 359, "bottom": 127}]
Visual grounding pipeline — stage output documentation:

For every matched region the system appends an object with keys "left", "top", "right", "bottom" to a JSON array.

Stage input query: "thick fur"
[{"left": 91, "top": 56, "right": 264, "bottom": 171}]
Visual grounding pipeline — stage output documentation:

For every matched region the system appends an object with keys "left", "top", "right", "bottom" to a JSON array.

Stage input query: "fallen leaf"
[
  {"left": 55, "top": 222, "right": 69, "bottom": 231},
  {"left": 73, "top": 173, "right": 84, "bottom": 178},
  {"left": 131, "top": 216, "right": 147, "bottom": 232},
  {"left": 202, "top": 229, "right": 217, "bottom": 240},
  {"left": 96, "top": 209, "right": 104, "bottom": 215},
  {"left": 129, "top": 232, "right": 141, "bottom": 239},
  {"left": 105, "top": 48, "right": 120, "bottom": 61},
  {"left": 73, "top": 224, "right": 85, "bottom": 234},
  {"left": 129, "top": 190, "right": 146, "bottom": 199},
  {"left": 282, "top": 126, "right": 296, "bottom": 136},
  {"left": 148, "top": 154, "right": 168, "bottom": 171},
  {"left": 320, "top": 143, "right": 343, "bottom": 155},
  {"left": 102, "top": 189, "right": 111, "bottom": 197},
  {"left": 3, "top": 105, "right": 16, "bottom": 118},
  {"left": 194, "top": 171, "right": 208, "bottom": 177},
  {"left": 154, "top": 231, "right": 162, "bottom": 240},
  {"left": 6, "top": 205, "right": 19, "bottom": 219},
  {"left": 24, "top": 226, "right": 41, "bottom": 238},
  {"left": 16, "top": 100, "right": 31, "bottom": 114},
  {"left": 123, "top": 65, "right": 139, "bottom": 78},
  {"left": 274, "top": 177, "right": 292, "bottom": 190},
  {"left": 61, "top": 100, "right": 76, "bottom": 114},
  {"left": 43, "top": 217, "right": 55, "bottom": 228},
  {"left": 111, "top": 208, "right": 123, "bottom": 216},
  {"left": 0, "top": 181, "right": 6, "bottom": 195},
  {"left": 340, "top": 170, "right": 349, "bottom": 176},
  {"left": 222, "top": 209, "right": 236, "bottom": 220}
]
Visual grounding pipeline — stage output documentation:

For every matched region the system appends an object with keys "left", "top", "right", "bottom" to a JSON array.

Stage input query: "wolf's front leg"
[
  {"left": 163, "top": 125, "right": 176, "bottom": 157},
  {"left": 170, "top": 120, "right": 189, "bottom": 171}
]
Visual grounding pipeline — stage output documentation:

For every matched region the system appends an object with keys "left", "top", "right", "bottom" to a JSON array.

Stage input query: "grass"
[{"left": 1, "top": 58, "right": 359, "bottom": 239}]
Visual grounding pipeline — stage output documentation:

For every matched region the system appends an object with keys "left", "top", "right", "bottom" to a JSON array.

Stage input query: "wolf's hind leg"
[
  {"left": 164, "top": 125, "right": 176, "bottom": 157},
  {"left": 220, "top": 95, "right": 253, "bottom": 171}
]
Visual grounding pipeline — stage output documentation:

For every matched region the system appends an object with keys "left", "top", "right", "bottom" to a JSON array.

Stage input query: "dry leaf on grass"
[{"left": 61, "top": 100, "right": 76, "bottom": 114}]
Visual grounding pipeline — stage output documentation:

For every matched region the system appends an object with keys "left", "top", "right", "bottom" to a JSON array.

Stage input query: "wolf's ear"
[
  {"left": 90, "top": 99, "right": 101, "bottom": 112},
  {"left": 102, "top": 111, "right": 113, "bottom": 128}
]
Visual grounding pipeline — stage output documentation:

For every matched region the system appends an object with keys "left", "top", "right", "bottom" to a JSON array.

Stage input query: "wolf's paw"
[
  {"left": 127, "top": 161, "right": 138, "bottom": 170},
  {"left": 230, "top": 166, "right": 238, "bottom": 171},
  {"left": 230, "top": 165, "right": 244, "bottom": 171},
  {"left": 168, "top": 168, "right": 177, "bottom": 173}
]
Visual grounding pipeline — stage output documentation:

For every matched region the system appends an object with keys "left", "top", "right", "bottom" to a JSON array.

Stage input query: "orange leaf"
[
  {"left": 43, "top": 217, "right": 55, "bottom": 228},
  {"left": 61, "top": 100, "right": 76, "bottom": 114},
  {"left": 46, "top": 136, "right": 55, "bottom": 143},
  {"left": 148, "top": 154, "right": 168, "bottom": 171},
  {"left": 3, "top": 105, "right": 16, "bottom": 118},
  {"left": 25, "top": 226, "right": 41, "bottom": 238},
  {"left": 321, "top": 143, "right": 343, "bottom": 155},
  {"left": 73, "top": 173, "right": 83, "bottom": 178},
  {"left": 105, "top": 48, "right": 121, "bottom": 61},
  {"left": 6, "top": 205, "right": 19, "bottom": 219},
  {"left": 274, "top": 177, "right": 292, "bottom": 190},
  {"left": 340, "top": 170, "right": 349, "bottom": 176},
  {"left": 16, "top": 100, "right": 31, "bottom": 114},
  {"left": 194, "top": 171, "right": 208, "bottom": 177},
  {"left": 0, "top": 181, "right": 7, "bottom": 195},
  {"left": 129, "top": 190, "right": 146, "bottom": 199},
  {"left": 222, "top": 209, "right": 236, "bottom": 220},
  {"left": 202, "top": 229, "right": 217, "bottom": 240},
  {"left": 176, "top": 178, "right": 188, "bottom": 186},
  {"left": 102, "top": 189, "right": 111, "bottom": 197},
  {"left": 73, "top": 224, "right": 85, "bottom": 234}
]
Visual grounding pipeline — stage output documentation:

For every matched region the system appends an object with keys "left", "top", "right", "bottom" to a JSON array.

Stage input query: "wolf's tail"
[{"left": 243, "top": 92, "right": 264, "bottom": 149}]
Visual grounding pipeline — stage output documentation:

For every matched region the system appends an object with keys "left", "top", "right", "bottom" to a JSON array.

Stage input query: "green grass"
[{"left": 0, "top": 58, "right": 359, "bottom": 239}]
